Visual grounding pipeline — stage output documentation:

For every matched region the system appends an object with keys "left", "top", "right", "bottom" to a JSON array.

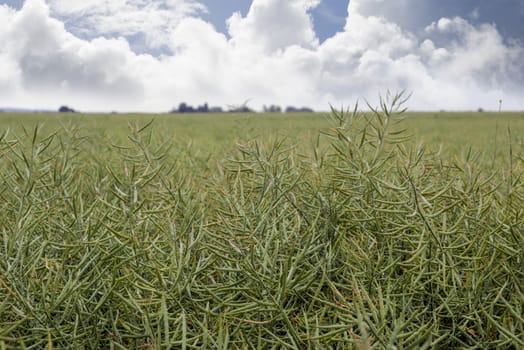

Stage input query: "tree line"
[
  {"left": 171, "top": 103, "right": 314, "bottom": 114},
  {"left": 51, "top": 103, "right": 315, "bottom": 114}
]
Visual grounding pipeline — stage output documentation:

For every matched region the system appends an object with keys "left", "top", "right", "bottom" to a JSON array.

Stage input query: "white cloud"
[
  {"left": 469, "top": 7, "right": 480, "bottom": 20},
  {"left": 0, "top": 5, "right": 20, "bottom": 95},
  {"left": 424, "top": 17, "right": 524, "bottom": 90},
  {"left": 0, "top": 0, "right": 523, "bottom": 112},
  {"left": 316, "top": 0, "right": 524, "bottom": 110},
  {"left": 1, "top": 0, "right": 145, "bottom": 110},
  {"left": 227, "top": 0, "right": 320, "bottom": 54},
  {"left": 47, "top": 0, "right": 206, "bottom": 49}
]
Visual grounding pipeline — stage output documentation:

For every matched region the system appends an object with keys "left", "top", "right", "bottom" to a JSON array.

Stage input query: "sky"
[{"left": 0, "top": 0, "right": 523, "bottom": 112}]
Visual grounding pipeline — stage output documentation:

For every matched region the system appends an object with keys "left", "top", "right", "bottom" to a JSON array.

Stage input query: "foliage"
[
  {"left": 172, "top": 102, "right": 223, "bottom": 113},
  {"left": 0, "top": 96, "right": 523, "bottom": 348},
  {"left": 58, "top": 106, "right": 76, "bottom": 113},
  {"left": 285, "top": 106, "right": 314, "bottom": 113}
]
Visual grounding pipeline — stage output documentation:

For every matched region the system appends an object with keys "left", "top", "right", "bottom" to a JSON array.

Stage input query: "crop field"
[{"left": 0, "top": 97, "right": 523, "bottom": 348}]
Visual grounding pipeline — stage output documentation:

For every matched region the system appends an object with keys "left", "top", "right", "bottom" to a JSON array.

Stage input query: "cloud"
[
  {"left": 0, "top": 5, "right": 19, "bottom": 95},
  {"left": 316, "top": 1, "right": 524, "bottom": 109},
  {"left": 0, "top": 0, "right": 523, "bottom": 112},
  {"left": 469, "top": 7, "right": 480, "bottom": 20},
  {"left": 227, "top": 0, "right": 320, "bottom": 54},
  {"left": 424, "top": 17, "right": 524, "bottom": 90},
  {"left": 1, "top": 0, "right": 145, "bottom": 110},
  {"left": 47, "top": 0, "right": 206, "bottom": 49}
]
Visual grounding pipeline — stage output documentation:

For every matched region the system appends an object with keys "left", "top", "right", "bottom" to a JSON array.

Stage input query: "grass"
[{"left": 0, "top": 94, "right": 523, "bottom": 348}]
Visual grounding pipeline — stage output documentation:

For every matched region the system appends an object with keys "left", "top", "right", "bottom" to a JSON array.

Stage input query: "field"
[{"left": 1, "top": 98, "right": 523, "bottom": 349}]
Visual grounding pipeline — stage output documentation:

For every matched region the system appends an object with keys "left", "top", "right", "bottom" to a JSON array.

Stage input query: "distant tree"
[
  {"left": 285, "top": 106, "right": 314, "bottom": 113},
  {"left": 196, "top": 103, "right": 209, "bottom": 113},
  {"left": 178, "top": 102, "right": 187, "bottom": 113},
  {"left": 227, "top": 100, "right": 255, "bottom": 113},
  {"left": 171, "top": 102, "right": 223, "bottom": 113},
  {"left": 58, "top": 105, "right": 76, "bottom": 113},
  {"left": 263, "top": 105, "right": 282, "bottom": 113},
  {"left": 209, "top": 106, "right": 223, "bottom": 113},
  {"left": 176, "top": 102, "right": 194, "bottom": 113},
  {"left": 229, "top": 106, "right": 254, "bottom": 113}
]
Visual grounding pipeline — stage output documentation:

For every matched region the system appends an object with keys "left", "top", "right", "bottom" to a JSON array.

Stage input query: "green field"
[{"left": 0, "top": 101, "right": 523, "bottom": 348}]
